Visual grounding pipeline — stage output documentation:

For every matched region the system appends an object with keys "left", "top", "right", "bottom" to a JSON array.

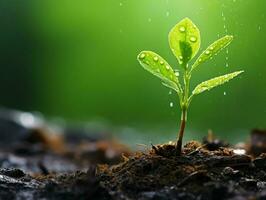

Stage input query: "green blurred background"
[{"left": 0, "top": 0, "right": 265, "bottom": 144}]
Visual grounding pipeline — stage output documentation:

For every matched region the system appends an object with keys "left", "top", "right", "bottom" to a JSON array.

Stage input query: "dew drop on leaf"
[
  {"left": 166, "top": 65, "right": 170, "bottom": 70},
  {"left": 140, "top": 53, "right": 145, "bottom": 59},
  {"left": 160, "top": 61, "right": 164, "bottom": 65},
  {"left": 179, "top": 26, "right": 186, "bottom": 33},
  {"left": 153, "top": 56, "right": 158, "bottom": 62},
  {"left": 175, "top": 71, "right": 179, "bottom": 77},
  {"left": 189, "top": 36, "right": 197, "bottom": 42},
  {"left": 170, "top": 102, "right": 174, "bottom": 107},
  {"left": 223, "top": 91, "right": 227, "bottom": 95},
  {"left": 205, "top": 50, "right": 210, "bottom": 55}
]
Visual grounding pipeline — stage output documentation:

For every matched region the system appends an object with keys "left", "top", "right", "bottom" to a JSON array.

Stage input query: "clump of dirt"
[{"left": 98, "top": 140, "right": 266, "bottom": 200}]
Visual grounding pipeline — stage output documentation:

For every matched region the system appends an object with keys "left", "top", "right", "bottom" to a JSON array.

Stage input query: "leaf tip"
[
  {"left": 238, "top": 70, "right": 244, "bottom": 74},
  {"left": 225, "top": 35, "right": 234, "bottom": 43},
  {"left": 137, "top": 51, "right": 147, "bottom": 61}
]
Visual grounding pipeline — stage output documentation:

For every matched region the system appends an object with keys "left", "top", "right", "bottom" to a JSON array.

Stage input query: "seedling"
[{"left": 137, "top": 18, "right": 243, "bottom": 155}]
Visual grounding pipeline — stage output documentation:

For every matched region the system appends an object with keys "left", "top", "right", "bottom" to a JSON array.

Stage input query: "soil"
[{"left": 0, "top": 109, "right": 266, "bottom": 200}]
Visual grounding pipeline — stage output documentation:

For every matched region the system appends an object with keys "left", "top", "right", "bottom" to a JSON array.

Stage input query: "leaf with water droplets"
[
  {"left": 192, "top": 71, "right": 244, "bottom": 95},
  {"left": 137, "top": 51, "right": 180, "bottom": 92},
  {"left": 191, "top": 35, "right": 233, "bottom": 71},
  {"left": 168, "top": 18, "right": 201, "bottom": 68}
]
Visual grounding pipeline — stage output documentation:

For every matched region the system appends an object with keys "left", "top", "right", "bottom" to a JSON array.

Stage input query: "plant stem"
[
  {"left": 176, "top": 68, "right": 190, "bottom": 155},
  {"left": 175, "top": 108, "right": 187, "bottom": 155}
]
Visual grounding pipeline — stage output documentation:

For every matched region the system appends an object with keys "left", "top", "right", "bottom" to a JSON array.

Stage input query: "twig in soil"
[
  {"left": 38, "top": 161, "right": 49, "bottom": 175},
  {"left": 151, "top": 143, "right": 159, "bottom": 154},
  {"left": 187, "top": 144, "right": 207, "bottom": 156}
]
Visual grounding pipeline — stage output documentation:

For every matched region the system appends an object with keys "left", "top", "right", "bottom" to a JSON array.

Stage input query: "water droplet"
[
  {"left": 190, "top": 36, "right": 197, "bottom": 42},
  {"left": 160, "top": 61, "right": 164, "bottom": 65},
  {"left": 198, "top": 58, "right": 202, "bottom": 62},
  {"left": 169, "top": 90, "right": 172, "bottom": 95},
  {"left": 175, "top": 72, "right": 179, "bottom": 77},
  {"left": 226, "top": 63, "right": 229, "bottom": 67},
  {"left": 179, "top": 61, "right": 183, "bottom": 65},
  {"left": 166, "top": 65, "right": 170, "bottom": 70},
  {"left": 210, "top": 47, "right": 214, "bottom": 50},
  {"left": 170, "top": 102, "right": 174, "bottom": 107},
  {"left": 179, "top": 55, "right": 183, "bottom": 60},
  {"left": 140, "top": 53, "right": 145, "bottom": 59},
  {"left": 179, "top": 26, "right": 186, "bottom": 33},
  {"left": 119, "top": 2, "right": 123, "bottom": 6},
  {"left": 223, "top": 91, "right": 227, "bottom": 95},
  {"left": 153, "top": 56, "right": 158, "bottom": 62},
  {"left": 205, "top": 50, "right": 210, "bottom": 55}
]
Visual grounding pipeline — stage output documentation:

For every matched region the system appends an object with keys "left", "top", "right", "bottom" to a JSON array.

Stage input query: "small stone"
[
  {"left": 257, "top": 181, "right": 266, "bottom": 190},
  {"left": 0, "top": 168, "right": 25, "bottom": 178}
]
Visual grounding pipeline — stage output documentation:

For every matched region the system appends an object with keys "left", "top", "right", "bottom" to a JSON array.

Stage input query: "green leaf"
[
  {"left": 168, "top": 18, "right": 200, "bottom": 67},
  {"left": 191, "top": 35, "right": 233, "bottom": 71},
  {"left": 137, "top": 51, "right": 180, "bottom": 91},
  {"left": 192, "top": 71, "right": 244, "bottom": 95},
  {"left": 162, "top": 81, "right": 179, "bottom": 93}
]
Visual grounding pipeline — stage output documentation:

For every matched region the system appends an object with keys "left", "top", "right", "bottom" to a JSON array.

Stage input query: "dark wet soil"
[
  {"left": 0, "top": 109, "right": 266, "bottom": 200},
  {"left": 99, "top": 135, "right": 266, "bottom": 200}
]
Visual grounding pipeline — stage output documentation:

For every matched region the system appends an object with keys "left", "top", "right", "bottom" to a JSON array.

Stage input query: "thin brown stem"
[{"left": 176, "top": 109, "right": 187, "bottom": 155}]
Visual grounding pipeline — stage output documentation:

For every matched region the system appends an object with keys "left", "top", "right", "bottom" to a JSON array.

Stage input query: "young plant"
[{"left": 137, "top": 18, "right": 243, "bottom": 155}]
